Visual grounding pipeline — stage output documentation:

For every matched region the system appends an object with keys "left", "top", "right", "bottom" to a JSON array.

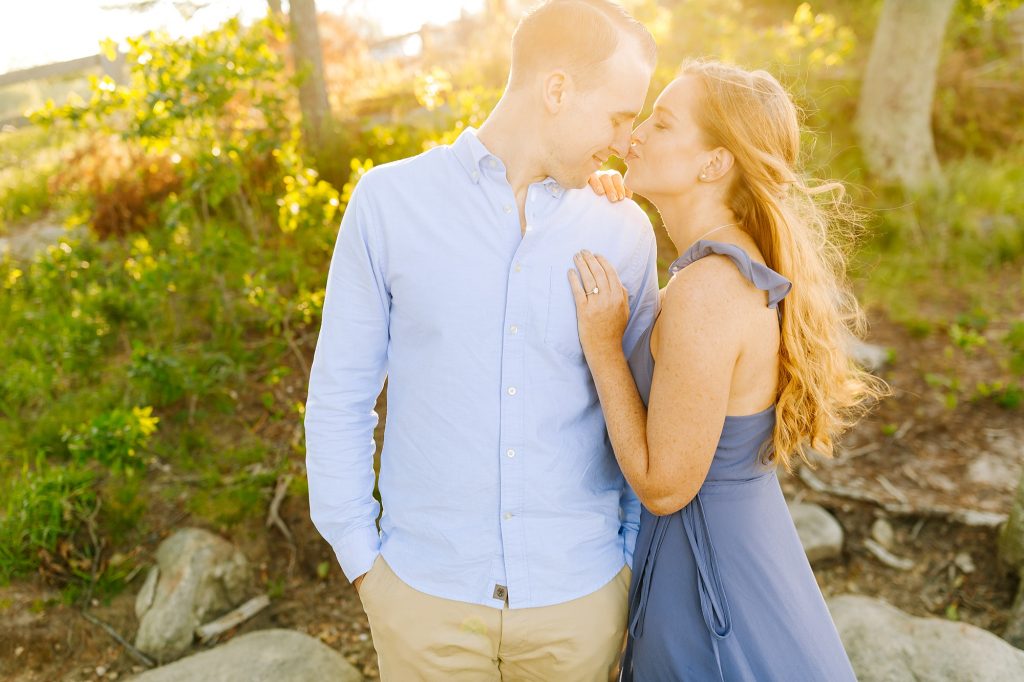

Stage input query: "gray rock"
[
  {"left": 135, "top": 566, "right": 159, "bottom": 620},
  {"left": 954, "top": 552, "right": 976, "bottom": 575},
  {"left": 134, "top": 528, "right": 252, "bottom": 663},
  {"left": 128, "top": 629, "right": 363, "bottom": 682},
  {"left": 967, "top": 453, "right": 1018, "bottom": 492},
  {"left": 788, "top": 501, "right": 843, "bottom": 563},
  {"left": 871, "top": 518, "right": 895, "bottom": 550},
  {"left": 829, "top": 594, "right": 1024, "bottom": 681},
  {"left": 848, "top": 338, "right": 890, "bottom": 373}
]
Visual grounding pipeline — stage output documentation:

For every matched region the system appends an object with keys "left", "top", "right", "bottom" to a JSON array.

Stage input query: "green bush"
[{"left": 62, "top": 406, "right": 159, "bottom": 472}]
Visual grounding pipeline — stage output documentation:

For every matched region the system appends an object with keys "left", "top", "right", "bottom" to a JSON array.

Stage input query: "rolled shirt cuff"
[
  {"left": 333, "top": 524, "right": 382, "bottom": 584},
  {"left": 623, "top": 527, "right": 639, "bottom": 568}
]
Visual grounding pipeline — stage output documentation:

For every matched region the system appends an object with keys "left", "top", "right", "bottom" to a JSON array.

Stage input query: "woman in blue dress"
[{"left": 568, "top": 59, "right": 885, "bottom": 680}]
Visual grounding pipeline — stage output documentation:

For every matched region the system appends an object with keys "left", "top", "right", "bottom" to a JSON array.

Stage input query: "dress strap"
[
  {"left": 627, "top": 498, "right": 732, "bottom": 681},
  {"left": 669, "top": 239, "right": 792, "bottom": 310},
  {"left": 683, "top": 493, "right": 731, "bottom": 681}
]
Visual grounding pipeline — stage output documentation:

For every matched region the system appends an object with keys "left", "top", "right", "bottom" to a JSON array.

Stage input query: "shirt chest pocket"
[{"left": 544, "top": 266, "right": 586, "bottom": 362}]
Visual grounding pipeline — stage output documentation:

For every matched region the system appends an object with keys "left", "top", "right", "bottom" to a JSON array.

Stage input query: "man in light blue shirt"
[{"left": 305, "top": 1, "right": 659, "bottom": 678}]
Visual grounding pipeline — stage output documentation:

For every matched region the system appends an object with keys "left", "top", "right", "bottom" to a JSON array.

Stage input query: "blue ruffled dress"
[{"left": 619, "top": 240, "right": 856, "bottom": 682}]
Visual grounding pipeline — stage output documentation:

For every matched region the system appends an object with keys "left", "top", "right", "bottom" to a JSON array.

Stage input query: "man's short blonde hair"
[{"left": 507, "top": 0, "right": 657, "bottom": 92}]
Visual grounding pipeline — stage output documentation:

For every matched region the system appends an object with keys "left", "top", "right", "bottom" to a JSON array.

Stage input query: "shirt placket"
[{"left": 494, "top": 178, "right": 551, "bottom": 608}]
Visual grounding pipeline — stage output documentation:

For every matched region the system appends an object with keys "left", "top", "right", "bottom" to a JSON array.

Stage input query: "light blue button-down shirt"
[{"left": 305, "top": 126, "right": 659, "bottom": 609}]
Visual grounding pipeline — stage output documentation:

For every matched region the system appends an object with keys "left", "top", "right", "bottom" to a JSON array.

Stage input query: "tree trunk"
[
  {"left": 856, "top": 0, "right": 955, "bottom": 191},
  {"left": 288, "top": 0, "right": 330, "bottom": 152},
  {"left": 1001, "top": 470, "right": 1024, "bottom": 646},
  {"left": 266, "top": 0, "right": 282, "bottom": 15}
]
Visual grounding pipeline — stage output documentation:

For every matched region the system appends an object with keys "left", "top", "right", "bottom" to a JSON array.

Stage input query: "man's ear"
[{"left": 542, "top": 70, "right": 570, "bottom": 114}]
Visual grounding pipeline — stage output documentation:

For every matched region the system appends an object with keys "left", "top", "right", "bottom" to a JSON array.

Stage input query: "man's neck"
[{"left": 475, "top": 100, "right": 551, "bottom": 204}]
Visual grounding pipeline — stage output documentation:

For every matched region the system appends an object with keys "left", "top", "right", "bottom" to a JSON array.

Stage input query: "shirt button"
[
  {"left": 503, "top": 512, "right": 513, "bottom": 520},
  {"left": 509, "top": 325, "right": 518, "bottom": 334},
  {"left": 514, "top": 264, "right": 522, "bottom": 273},
  {"left": 503, "top": 205, "right": 512, "bottom": 214},
  {"left": 488, "top": 159, "right": 498, "bottom": 169},
  {"left": 525, "top": 225, "right": 533, "bottom": 233},
  {"left": 471, "top": 170, "right": 479, "bottom": 181},
  {"left": 506, "top": 448, "right": 516, "bottom": 458},
  {"left": 507, "top": 386, "right": 517, "bottom": 396}
]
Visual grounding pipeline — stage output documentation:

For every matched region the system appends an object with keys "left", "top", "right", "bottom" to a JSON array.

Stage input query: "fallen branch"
[
  {"left": 841, "top": 442, "right": 882, "bottom": 459},
  {"left": 195, "top": 594, "right": 271, "bottom": 643},
  {"left": 266, "top": 473, "right": 297, "bottom": 572},
  {"left": 266, "top": 474, "right": 294, "bottom": 543},
  {"left": 863, "top": 538, "right": 916, "bottom": 571},
  {"left": 876, "top": 475, "right": 909, "bottom": 505},
  {"left": 797, "top": 466, "right": 1008, "bottom": 527},
  {"left": 79, "top": 610, "right": 155, "bottom": 668}
]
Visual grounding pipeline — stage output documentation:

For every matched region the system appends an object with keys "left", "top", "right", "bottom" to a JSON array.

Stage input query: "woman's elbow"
[{"left": 642, "top": 489, "right": 697, "bottom": 517}]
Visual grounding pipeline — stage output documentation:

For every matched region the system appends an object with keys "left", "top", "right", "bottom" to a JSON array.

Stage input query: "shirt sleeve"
[
  {"left": 619, "top": 224, "right": 659, "bottom": 567},
  {"left": 304, "top": 176, "right": 389, "bottom": 584}
]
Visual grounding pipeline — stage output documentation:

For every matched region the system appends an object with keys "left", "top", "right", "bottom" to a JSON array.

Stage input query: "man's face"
[{"left": 545, "top": 38, "right": 652, "bottom": 189}]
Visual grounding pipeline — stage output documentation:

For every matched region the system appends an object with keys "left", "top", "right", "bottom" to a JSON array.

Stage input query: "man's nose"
[{"left": 611, "top": 129, "right": 633, "bottom": 158}]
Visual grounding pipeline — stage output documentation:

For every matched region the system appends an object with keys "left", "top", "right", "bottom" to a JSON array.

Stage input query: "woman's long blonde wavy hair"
[{"left": 681, "top": 58, "right": 887, "bottom": 471}]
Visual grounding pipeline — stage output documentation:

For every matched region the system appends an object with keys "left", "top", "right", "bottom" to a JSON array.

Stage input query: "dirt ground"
[{"left": 2, "top": 312, "right": 1021, "bottom": 682}]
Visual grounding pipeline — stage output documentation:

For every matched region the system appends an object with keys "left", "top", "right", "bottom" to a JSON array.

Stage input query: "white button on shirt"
[{"left": 305, "top": 126, "right": 660, "bottom": 609}]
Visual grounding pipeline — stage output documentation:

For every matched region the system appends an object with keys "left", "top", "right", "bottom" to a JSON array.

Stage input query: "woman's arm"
[{"left": 569, "top": 251, "right": 747, "bottom": 515}]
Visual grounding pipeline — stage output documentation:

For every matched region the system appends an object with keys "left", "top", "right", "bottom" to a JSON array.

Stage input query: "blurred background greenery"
[{"left": 0, "top": 0, "right": 1022, "bottom": 666}]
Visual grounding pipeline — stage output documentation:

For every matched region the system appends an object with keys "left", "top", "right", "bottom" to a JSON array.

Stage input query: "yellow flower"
[{"left": 132, "top": 406, "right": 160, "bottom": 437}]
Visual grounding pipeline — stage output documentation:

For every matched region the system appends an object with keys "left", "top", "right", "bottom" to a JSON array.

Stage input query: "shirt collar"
[
  {"left": 451, "top": 126, "right": 566, "bottom": 199},
  {"left": 451, "top": 126, "right": 492, "bottom": 184}
]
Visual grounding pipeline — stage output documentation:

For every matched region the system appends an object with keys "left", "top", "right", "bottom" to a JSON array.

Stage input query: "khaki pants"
[{"left": 358, "top": 554, "right": 632, "bottom": 681}]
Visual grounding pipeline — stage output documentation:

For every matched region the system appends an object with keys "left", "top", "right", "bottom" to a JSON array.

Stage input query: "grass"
[{"left": 853, "top": 147, "right": 1024, "bottom": 328}]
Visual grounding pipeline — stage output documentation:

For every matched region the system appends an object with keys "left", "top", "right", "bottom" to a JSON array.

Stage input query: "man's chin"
[
  {"left": 562, "top": 170, "right": 593, "bottom": 190},
  {"left": 549, "top": 167, "right": 598, "bottom": 191}
]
